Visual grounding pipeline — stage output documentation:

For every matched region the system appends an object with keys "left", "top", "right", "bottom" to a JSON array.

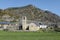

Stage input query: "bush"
[
  {"left": 54, "top": 28, "right": 60, "bottom": 32},
  {"left": 3, "top": 29, "right": 8, "bottom": 31}
]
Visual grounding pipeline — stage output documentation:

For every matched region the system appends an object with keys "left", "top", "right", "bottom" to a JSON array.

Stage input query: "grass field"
[{"left": 0, "top": 31, "right": 60, "bottom": 40}]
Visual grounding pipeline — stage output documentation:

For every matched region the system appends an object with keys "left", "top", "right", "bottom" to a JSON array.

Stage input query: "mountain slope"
[{"left": 1, "top": 5, "right": 60, "bottom": 23}]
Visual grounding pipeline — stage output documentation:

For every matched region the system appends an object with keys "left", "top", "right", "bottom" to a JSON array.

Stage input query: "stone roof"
[{"left": 0, "top": 22, "right": 18, "bottom": 24}]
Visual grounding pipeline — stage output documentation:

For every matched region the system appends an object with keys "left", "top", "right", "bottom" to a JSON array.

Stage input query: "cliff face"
[{"left": 0, "top": 5, "right": 60, "bottom": 23}]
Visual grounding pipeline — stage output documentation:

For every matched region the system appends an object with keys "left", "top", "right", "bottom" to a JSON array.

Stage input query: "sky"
[{"left": 0, "top": 0, "right": 60, "bottom": 16}]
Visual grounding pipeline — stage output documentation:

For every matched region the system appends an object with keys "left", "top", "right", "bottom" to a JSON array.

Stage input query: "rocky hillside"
[{"left": 0, "top": 5, "right": 60, "bottom": 23}]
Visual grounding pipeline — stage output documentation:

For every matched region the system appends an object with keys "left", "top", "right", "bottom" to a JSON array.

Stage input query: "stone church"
[{"left": 19, "top": 16, "right": 40, "bottom": 31}]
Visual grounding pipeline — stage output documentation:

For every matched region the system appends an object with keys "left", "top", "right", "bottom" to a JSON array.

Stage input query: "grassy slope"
[{"left": 0, "top": 31, "right": 60, "bottom": 40}]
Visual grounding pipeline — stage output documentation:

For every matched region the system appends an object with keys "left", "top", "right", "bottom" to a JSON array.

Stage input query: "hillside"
[{"left": 0, "top": 5, "right": 60, "bottom": 23}]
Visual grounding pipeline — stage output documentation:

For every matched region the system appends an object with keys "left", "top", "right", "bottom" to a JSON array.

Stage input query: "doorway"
[{"left": 19, "top": 25, "right": 22, "bottom": 30}]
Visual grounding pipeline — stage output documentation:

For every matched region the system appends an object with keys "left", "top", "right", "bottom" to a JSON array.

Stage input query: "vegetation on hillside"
[{"left": 0, "top": 5, "right": 60, "bottom": 23}]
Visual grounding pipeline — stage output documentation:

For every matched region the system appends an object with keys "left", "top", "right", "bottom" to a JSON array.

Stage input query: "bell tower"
[{"left": 22, "top": 16, "right": 27, "bottom": 30}]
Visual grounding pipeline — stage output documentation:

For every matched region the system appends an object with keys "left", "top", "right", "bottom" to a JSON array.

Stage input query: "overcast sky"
[{"left": 0, "top": 0, "right": 60, "bottom": 16}]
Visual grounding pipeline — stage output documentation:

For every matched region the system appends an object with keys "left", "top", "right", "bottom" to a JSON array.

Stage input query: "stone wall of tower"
[{"left": 22, "top": 16, "right": 27, "bottom": 30}]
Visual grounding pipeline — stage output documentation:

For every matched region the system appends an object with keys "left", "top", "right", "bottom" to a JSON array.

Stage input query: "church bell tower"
[{"left": 22, "top": 16, "right": 27, "bottom": 30}]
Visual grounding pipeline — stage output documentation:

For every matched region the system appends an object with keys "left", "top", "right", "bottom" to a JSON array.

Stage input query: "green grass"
[{"left": 0, "top": 31, "right": 60, "bottom": 40}]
